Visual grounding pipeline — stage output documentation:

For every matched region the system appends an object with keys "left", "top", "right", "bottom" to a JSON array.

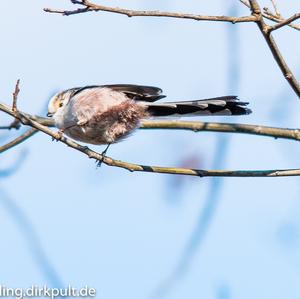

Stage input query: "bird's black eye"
[{"left": 59, "top": 102, "right": 63, "bottom": 108}]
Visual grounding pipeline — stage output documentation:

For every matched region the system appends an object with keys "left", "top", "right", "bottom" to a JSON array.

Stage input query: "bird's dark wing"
[
  {"left": 100, "top": 84, "right": 166, "bottom": 102},
  {"left": 70, "top": 84, "right": 166, "bottom": 102}
]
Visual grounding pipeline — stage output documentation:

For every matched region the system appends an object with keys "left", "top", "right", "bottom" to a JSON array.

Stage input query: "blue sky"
[{"left": 1, "top": 1, "right": 300, "bottom": 298}]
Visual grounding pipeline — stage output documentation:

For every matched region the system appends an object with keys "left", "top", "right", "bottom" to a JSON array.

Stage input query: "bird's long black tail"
[{"left": 146, "top": 96, "right": 251, "bottom": 117}]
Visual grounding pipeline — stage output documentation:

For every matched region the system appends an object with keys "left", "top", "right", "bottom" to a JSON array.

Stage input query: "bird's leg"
[{"left": 96, "top": 143, "right": 111, "bottom": 167}]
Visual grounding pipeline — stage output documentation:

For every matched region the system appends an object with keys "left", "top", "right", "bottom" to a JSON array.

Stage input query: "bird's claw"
[
  {"left": 52, "top": 129, "right": 64, "bottom": 141},
  {"left": 96, "top": 154, "right": 106, "bottom": 168},
  {"left": 95, "top": 144, "right": 111, "bottom": 168},
  {"left": 96, "top": 159, "right": 104, "bottom": 168}
]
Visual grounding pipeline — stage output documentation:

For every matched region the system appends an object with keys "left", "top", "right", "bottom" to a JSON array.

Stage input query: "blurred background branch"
[
  {"left": 0, "top": 128, "right": 38, "bottom": 154},
  {"left": 153, "top": 6, "right": 243, "bottom": 296},
  {"left": 0, "top": 132, "right": 63, "bottom": 288}
]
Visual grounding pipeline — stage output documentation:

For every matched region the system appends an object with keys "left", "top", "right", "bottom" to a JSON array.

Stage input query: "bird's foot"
[
  {"left": 96, "top": 159, "right": 104, "bottom": 168},
  {"left": 52, "top": 129, "right": 64, "bottom": 141}
]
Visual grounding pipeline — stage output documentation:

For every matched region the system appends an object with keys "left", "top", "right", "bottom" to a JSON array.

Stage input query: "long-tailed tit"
[{"left": 47, "top": 84, "right": 251, "bottom": 145}]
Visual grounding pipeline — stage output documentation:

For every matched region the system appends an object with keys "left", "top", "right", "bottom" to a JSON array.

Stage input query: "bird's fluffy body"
[
  {"left": 48, "top": 84, "right": 251, "bottom": 145},
  {"left": 49, "top": 87, "right": 149, "bottom": 144}
]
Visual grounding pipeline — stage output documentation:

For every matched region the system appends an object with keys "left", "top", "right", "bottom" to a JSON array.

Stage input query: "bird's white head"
[{"left": 47, "top": 90, "right": 74, "bottom": 118}]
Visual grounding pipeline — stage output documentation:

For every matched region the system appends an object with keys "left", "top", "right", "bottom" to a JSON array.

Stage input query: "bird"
[{"left": 47, "top": 84, "right": 251, "bottom": 146}]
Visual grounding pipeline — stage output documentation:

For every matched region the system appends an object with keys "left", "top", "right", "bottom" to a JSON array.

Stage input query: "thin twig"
[
  {"left": 0, "top": 128, "right": 38, "bottom": 154},
  {"left": 0, "top": 115, "right": 54, "bottom": 129},
  {"left": 239, "top": 0, "right": 300, "bottom": 30},
  {"left": 44, "top": 0, "right": 300, "bottom": 97},
  {"left": 12, "top": 79, "right": 20, "bottom": 112},
  {"left": 263, "top": 9, "right": 300, "bottom": 31},
  {"left": 248, "top": 0, "right": 300, "bottom": 98},
  {"left": 11, "top": 80, "right": 21, "bottom": 129},
  {"left": 269, "top": 13, "right": 300, "bottom": 32},
  {"left": 1, "top": 80, "right": 22, "bottom": 130},
  {"left": 47, "top": 0, "right": 300, "bottom": 31},
  {"left": 2, "top": 102, "right": 300, "bottom": 177},
  {"left": 44, "top": 2, "right": 257, "bottom": 23},
  {"left": 270, "top": 0, "right": 281, "bottom": 18}
]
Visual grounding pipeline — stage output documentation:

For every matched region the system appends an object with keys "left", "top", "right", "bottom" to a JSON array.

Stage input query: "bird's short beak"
[{"left": 47, "top": 112, "right": 53, "bottom": 117}]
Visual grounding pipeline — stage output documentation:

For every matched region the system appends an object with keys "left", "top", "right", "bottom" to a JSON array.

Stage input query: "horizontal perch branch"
[
  {"left": 2, "top": 110, "right": 300, "bottom": 142},
  {"left": 140, "top": 120, "right": 300, "bottom": 141},
  {"left": 44, "top": 0, "right": 300, "bottom": 31},
  {"left": 2, "top": 101, "right": 300, "bottom": 177}
]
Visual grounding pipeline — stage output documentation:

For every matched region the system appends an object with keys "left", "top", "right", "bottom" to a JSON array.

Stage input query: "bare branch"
[
  {"left": 2, "top": 102, "right": 300, "bottom": 177},
  {"left": 1, "top": 114, "right": 54, "bottom": 129},
  {"left": 3, "top": 107, "right": 300, "bottom": 147},
  {"left": 3, "top": 111, "right": 300, "bottom": 144},
  {"left": 44, "top": 2, "right": 257, "bottom": 23},
  {"left": 263, "top": 9, "right": 300, "bottom": 31},
  {"left": 270, "top": 0, "right": 281, "bottom": 18},
  {"left": 44, "top": 0, "right": 300, "bottom": 97},
  {"left": 239, "top": 0, "right": 300, "bottom": 30},
  {"left": 47, "top": 0, "right": 296, "bottom": 34},
  {"left": 249, "top": 0, "right": 261, "bottom": 15},
  {"left": 269, "top": 13, "right": 300, "bottom": 32},
  {"left": 141, "top": 120, "right": 300, "bottom": 142},
  {"left": 0, "top": 128, "right": 38, "bottom": 154},
  {"left": 256, "top": 34, "right": 299, "bottom": 97},
  {"left": 247, "top": 0, "right": 300, "bottom": 98}
]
